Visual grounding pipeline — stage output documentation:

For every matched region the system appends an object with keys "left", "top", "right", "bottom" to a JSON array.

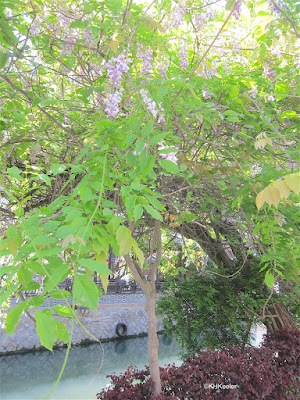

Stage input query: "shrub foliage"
[{"left": 96, "top": 328, "right": 300, "bottom": 400}]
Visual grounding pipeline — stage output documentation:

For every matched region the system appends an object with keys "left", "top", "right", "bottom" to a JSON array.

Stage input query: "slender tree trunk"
[
  {"left": 145, "top": 289, "right": 161, "bottom": 395},
  {"left": 124, "top": 220, "right": 163, "bottom": 396}
]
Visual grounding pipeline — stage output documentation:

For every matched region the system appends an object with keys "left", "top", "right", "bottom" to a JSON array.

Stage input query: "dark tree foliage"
[{"left": 157, "top": 270, "right": 266, "bottom": 355}]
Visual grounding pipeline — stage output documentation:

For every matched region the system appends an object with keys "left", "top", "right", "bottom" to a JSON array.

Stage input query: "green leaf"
[
  {"left": 79, "top": 186, "right": 93, "bottom": 203},
  {"left": 228, "top": 85, "right": 239, "bottom": 100},
  {"left": 38, "top": 174, "right": 52, "bottom": 185},
  {"left": 144, "top": 204, "right": 163, "bottom": 221},
  {"left": 159, "top": 159, "right": 179, "bottom": 174},
  {"left": 280, "top": 110, "right": 298, "bottom": 119},
  {"left": 0, "top": 52, "right": 8, "bottom": 69},
  {"left": 6, "top": 166, "right": 22, "bottom": 179},
  {"left": 133, "top": 204, "right": 143, "bottom": 220},
  {"left": 145, "top": 195, "right": 164, "bottom": 211},
  {"left": 53, "top": 305, "right": 73, "bottom": 318},
  {"left": 50, "top": 164, "right": 67, "bottom": 175},
  {"left": 135, "top": 139, "right": 145, "bottom": 154},
  {"left": 150, "top": 133, "right": 166, "bottom": 145},
  {"left": 225, "top": 0, "right": 235, "bottom": 10},
  {"left": 116, "top": 225, "right": 133, "bottom": 256},
  {"left": 35, "top": 309, "right": 57, "bottom": 351},
  {"left": 55, "top": 320, "right": 69, "bottom": 343},
  {"left": 73, "top": 275, "right": 99, "bottom": 310},
  {"left": 131, "top": 182, "right": 145, "bottom": 191},
  {"left": 124, "top": 195, "right": 136, "bottom": 214},
  {"left": 79, "top": 258, "right": 111, "bottom": 274},
  {"left": 265, "top": 271, "right": 275, "bottom": 288},
  {"left": 275, "top": 82, "right": 289, "bottom": 99},
  {"left": 5, "top": 301, "right": 27, "bottom": 336}
]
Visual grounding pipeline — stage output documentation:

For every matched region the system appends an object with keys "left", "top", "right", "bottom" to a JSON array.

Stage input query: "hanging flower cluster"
[
  {"left": 83, "top": 29, "right": 93, "bottom": 46},
  {"left": 106, "top": 55, "right": 131, "bottom": 87},
  {"left": 137, "top": 44, "right": 153, "bottom": 75},
  {"left": 104, "top": 89, "right": 123, "bottom": 118},
  {"left": 140, "top": 89, "right": 165, "bottom": 123},
  {"left": 202, "top": 91, "right": 211, "bottom": 100},
  {"left": 233, "top": 1, "right": 242, "bottom": 20},
  {"left": 178, "top": 46, "right": 188, "bottom": 70},
  {"left": 267, "top": 0, "right": 283, "bottom": 15},
  {"left": 167, "top": 3, "right": 185, "bottom": 29},
  {"left": 157, "top": 56, "right": 169, "bottom": 81},
  {"left": 194, "top": 7, "right": 215, "bottom": 29}
]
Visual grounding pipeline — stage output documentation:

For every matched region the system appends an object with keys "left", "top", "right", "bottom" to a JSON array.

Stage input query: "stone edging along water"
[{"left": 0, "top": 301, "right": 163, "bottom": 355}]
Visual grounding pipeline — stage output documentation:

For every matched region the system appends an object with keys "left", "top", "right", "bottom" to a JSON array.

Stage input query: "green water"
[{"left": 0, "top": 335, "right": 181, "bottom": 400}]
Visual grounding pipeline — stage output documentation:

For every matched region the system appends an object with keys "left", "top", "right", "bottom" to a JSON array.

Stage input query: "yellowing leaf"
[
  {"left": 100, "top": 273, "right": 109, "bottom": 294},
  {"left": 116, "top": 225, "right": 133, "bottom": 256},
  {"left": 132, "top": 239, "right": 145, "bottom": 266},
  {"left": 256, "top": 186, "right": 281, "bottom": 209},
  {"left": 272, "top": 180, "right": 290, "bottom": 199},
  {"left": 62, "top": 234, "right": 77, "bottom": 248},
  {"left": 284, "top": 173, "right": 300, "bottom": 194},
  {"left": 264, "top": 186, "right": 281, "bottom": 207},
  {"left": 256, "top": 190, "right": 265, "bottom": 210},
  {"left": 109, "top": 39, "right": 119, "bottom": 52},
  {"left": 254, "top": 137, "right": 272, "bottom": 150}
]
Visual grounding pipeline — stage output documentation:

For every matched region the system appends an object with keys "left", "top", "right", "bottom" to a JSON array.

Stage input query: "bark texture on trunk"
[
  {"left": 145, "top": 289, "right": 161, "bottom": 395},
  {"left": 124, "top": 221, "right": 162, "bottom": 397},
  {"left": 266, "top": 302, "right": 299, "bottom": 333}
]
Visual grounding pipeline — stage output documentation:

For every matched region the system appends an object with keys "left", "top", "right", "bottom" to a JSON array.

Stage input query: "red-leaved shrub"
[{"left": 96, "top": 328, "right": 299, "bottom": 399}]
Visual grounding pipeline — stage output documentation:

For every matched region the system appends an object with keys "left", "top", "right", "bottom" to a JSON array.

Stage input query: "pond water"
[
  {"left": 0, "top": 325, "right": 266, "bottom": 400},
  {"left": 0, "top": 334, "right": 181, "bottom": 400}
]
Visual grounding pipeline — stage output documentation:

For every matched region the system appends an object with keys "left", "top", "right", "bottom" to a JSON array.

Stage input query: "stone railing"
[{"left": 20, "top": 280, "right": 166, "bottom": 298}]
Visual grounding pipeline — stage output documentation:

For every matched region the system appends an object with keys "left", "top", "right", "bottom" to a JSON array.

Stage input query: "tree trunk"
[
  {"left": 266, "top": 302, "right": 299, "bottom": 334},
  {"left": 174, "top": 221, "right": 299, "bottom": 335},
  {"left": 124, "top": 221, "right": 162, "bottom": 396},
  {"left": 145, "top": 289, "right": 161, "bottom": 396}
]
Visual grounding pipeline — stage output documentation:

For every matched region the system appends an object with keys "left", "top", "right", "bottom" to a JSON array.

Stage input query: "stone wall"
[{"left": 0, "top": 301, "right": 163, "bottom": 354}]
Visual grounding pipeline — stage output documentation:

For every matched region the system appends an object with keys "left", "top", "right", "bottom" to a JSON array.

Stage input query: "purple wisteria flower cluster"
[
  {"left": 267, "top": 0, "right": 283, "bottom": 15},
  {"left": 137, "top": 44, "right": 153, "bottom": 75},
  {"left": 198, "top": 64, "right": 218, "bottom": 79},
  {"left": 156, "top": 56, "right": 169, "bottom": 81},
  {"left": 202, "top": 91, "right": 212, "bottom": 100},
  {"left": 263, "top": 63, "right": 276, "bottom": 80},
  {"left": 167, "top": 3, "right": 185, "bottom": 29},
  {"left": 104, "top": 89, "right": 123, "bottom": 118},
  {"left": 178, "top": 46, "right": 188, "bottom": 70},
  {"left": 233, "top": 1, "right": 242, "bottom": 20},
  {"left": 249, "top": 88, "right": 258, "bottom": 97},
  {"left": 61, "top": 42, "right": 74, "bottom": 57},
  {"left": 194, "top": 7, "right": 215, "bottom": 29},
  {"left": 30, "top": 17, "right": 43, "bottom": 36},
  {"left": 103, "top": 54, "right": 131, "bottom": 118},
  {"left": 83, "top": 29, "right": 93, "bottom": 46},
  {"left": 140, "top": 89, "right": 165, "bottom": 124},
  {"left": 106, "top": 55, "right": 131, "bottom": 87}
]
